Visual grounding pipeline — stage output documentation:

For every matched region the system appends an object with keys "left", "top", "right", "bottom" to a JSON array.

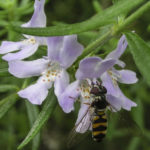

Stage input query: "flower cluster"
[
  {"left": 60, "top": 35, "right": 138, "bottom": 133},
  {"left": 0, "top": 0, "right": 138, "bottom": 134}
]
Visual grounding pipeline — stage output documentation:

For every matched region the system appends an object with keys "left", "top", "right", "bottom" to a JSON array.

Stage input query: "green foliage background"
[{"left": 0, "top": 0, "right": 150, "bottom": 150}]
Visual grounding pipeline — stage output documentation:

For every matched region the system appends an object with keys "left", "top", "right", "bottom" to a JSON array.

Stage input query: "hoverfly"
[
  {"left": 67, "top": 80, "right": 110, "bottom": 147},
  {"left": 67, "top": 80, "right": 143, "bottom": 148},
  {"left": 90, "top": 80, "right": 108, "bottom": 142}
]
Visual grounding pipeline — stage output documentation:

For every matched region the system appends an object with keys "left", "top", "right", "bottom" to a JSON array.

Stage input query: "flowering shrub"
[{"left": 0, "top": 0, "right": 150, "bottom": 149}]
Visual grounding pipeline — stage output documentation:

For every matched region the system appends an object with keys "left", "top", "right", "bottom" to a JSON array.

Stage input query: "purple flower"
[
  {"left": 8, "top": 35, "right": 83, "bottom": 105},
  {"left": 60, "top": 35, "right": 138, "bottom": 133},
  {"left": 0, "top": 0, "right": 47, "bottom": 61},
  {"left": 76, "top": 35, "right": 138, "bottom": 112},
  {"left": 60, "top": 58, "right": 116, "bottom": 113}
]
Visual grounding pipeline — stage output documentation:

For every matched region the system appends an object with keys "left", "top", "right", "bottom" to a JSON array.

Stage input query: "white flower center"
[
  {"left": 108, "top": 70, "right": 121, "bottom": 86},
  {"left": 41, "top": 61, "right": 62, "bottom": 83},
  {"left": 23, "top": 37, "right": 37, "bottom": 44},
  {"left": 79, "top": 79, "right": 91, "bottom": 100}
]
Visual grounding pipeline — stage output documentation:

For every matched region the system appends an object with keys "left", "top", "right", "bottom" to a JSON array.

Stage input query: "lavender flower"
[
  {"left": 60, "top": 58, "right": 116, "bottom": 113},
  {"left": 8, "top": 35, "right": 83, "bottom": 105},
  {"left": 76, "top": 35, "right": 138, "bottom": 111},
  {"left": 60, "top": 35, "right": 138, "bottom": 133},
  {"left": 0, "top": 0, "right": 47, "bottom": 61}
]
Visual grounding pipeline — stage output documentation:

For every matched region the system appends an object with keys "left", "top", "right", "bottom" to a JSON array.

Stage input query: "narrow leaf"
[
  {"left": 0, "top": 84, "right": 19, "bottom": 92},
  {"left": 25, "top": 101, "right": 40, "bottom": 150},
  {"left": 92, "top": 0, "right": 103, "bottom": 13},
  {"left": 0, "top": 68, "right": 11, "bottom": 77},
  {"left": 131, "top": 99, "right": 144, "bottom": 129},
  {"left": 17, "top": 89, "right": 57, "bottom": 149},
  {"left": 12, "top": 0, "right": 144, "bottom": 36},
  {"left": 127, "top": 137, "right": 140, "bottom": 150},
  {"left": 125, "top": 32, "right": 150, "bottom": 86},
  {"left": 0, "top": 93, "right": 18, "bottom": 119}
]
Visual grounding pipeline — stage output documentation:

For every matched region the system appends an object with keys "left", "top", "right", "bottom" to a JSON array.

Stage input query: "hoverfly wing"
[
  {"left": 67, "top": 126, "right": 91, "bottom": 149},
  {"left": 67, "top": 105, "right": 92, "bottom": 148}
]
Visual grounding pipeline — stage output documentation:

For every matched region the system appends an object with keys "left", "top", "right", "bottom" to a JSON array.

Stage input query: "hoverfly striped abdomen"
[{"left": 92, "top": 110, "right": 107, "bottom": 142}]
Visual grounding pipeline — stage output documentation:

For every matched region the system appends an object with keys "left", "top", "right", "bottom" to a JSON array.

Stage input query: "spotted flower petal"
[
  {"left": 76, "top": 57, "right": 116, "bottom": 80},
  {"left": 2, "top": 43, "right": 39, "bottom": 61},
  {"left": 59, "top": 80, "right": 80, "bottom": 113},
  {"left": 18, "top": 77, "right": 52, "bottom": 105},
  {"left": 8, "top": 58, "right": 49, "bottom": 78},
  {"left": 47, "top": 35, "right": 83, "bottom": 68},
  {"left": 22, "top": 0, "right": 46, "bottom": 28},
  {"left": 54, "top": 69, "right": 69, "bottom": 99},
  {"left": 101, "top": 72, "right": 119, "bottom": 96}
]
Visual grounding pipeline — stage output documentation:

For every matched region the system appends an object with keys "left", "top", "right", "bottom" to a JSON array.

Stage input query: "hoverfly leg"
[
  {"left": 108, "top": 104, "right": 118, "bottom": 112},
  {"left": 96, "top": 80, "right": 101, "bottom": 86},
  {"left": 83, "top": 102, "right": 91, "bottom": 106}
]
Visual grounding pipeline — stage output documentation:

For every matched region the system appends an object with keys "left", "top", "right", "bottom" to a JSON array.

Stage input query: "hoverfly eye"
[{"left": 90, "top": 87, "right": 99, "bottom": 95}]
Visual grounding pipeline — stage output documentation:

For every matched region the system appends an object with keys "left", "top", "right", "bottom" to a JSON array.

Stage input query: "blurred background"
[{"left": 0, "top": 0, "right": 150, "bottom": 150}]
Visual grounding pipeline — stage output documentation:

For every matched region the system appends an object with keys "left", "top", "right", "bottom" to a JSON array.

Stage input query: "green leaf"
[
  {"left": 131, "top": 99, "right": 144, "bottom": 129},
  {"left": 0, "top": 84, "right": 19, "bottom": 92},
  {"left": 92, "top": 0, "right": 103, "bottom": 13},
  {"left": 125, "top": 32, "right": 150, "bottom": 86},
  {"left": 78, "top": 31, "right": 100, "bottom": 46},
  {"left": 17, "top": 88, "right": 57, "bottom": 149},
  {"left": 0, "top": 68, "right": 10, "bottom": 77},
  {"left": 25, "top": 101, "right": 40, "bottom": 150},
  {"left": 127, "top": 137, "right": 140, "bottom": 150},
  {"left": 12, "top": 0, "right": 144, "bottom": 36},
  {"left": 0, "top": 93, "right": 18, "bottom": 119}
]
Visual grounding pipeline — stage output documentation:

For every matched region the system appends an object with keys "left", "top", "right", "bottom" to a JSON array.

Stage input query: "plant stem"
[
  {"left": 75, "top": 30, "right": 112, "bottom": 64},
  {"left": 114, "top": 1, "right": 150, "bottom": 35},
  {"left": 74, "top": 1, "right": 150, "bottom": 66}
]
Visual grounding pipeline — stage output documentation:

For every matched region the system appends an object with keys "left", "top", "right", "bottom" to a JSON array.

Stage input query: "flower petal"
[
  {"left": 117, "top": 70, "right": 138, "bottom": 84},
  {"left": 54, "top": 69, "right": 69, "bottom": 99},
  {"left": 75, "top": 103, "right": 91, "bottom": 133},
  {"left": 35, "top": 36, "right": 47, "bottom": 45},
  {"left": 59, "top": 80, "right": 80, "bottom": 113},
  {"left": 106, "top": 84, "right": 137, "bottom": 111},
  {"left": 47, "top": 36, "right": 64, "bottom": 62},
  {"left": 106, "top": 94, "right": 122, "bottom": 112},
  {"left": 2, "top": 43, "right": 39, "bottom": 61},
  {"left": 116, "top": 86, "right": 137, "bottom": 110},
  {"left": 22, "top": 0, "right": 46, "bottom": 28},
  {"left": 101, "top": 72, "right": 119, "bottom": 96},
  {"left": 116, "top": 60, "right": 126, "bottom": 68},
  {"left": 59, "top": 35, "right": 84, "bottom": 68},
  {"left": 47, "top": 35, "right": 83, "bottom": 68},
  {"left": 106, "top": 35, "right": 128, "bottom": 60},
  {"left": 0, "top": 41, "right": 25, "bottom": 54},
  {"left": 76, "top": 57, "right": 116, "bottom": 80},
  {"left": 8, "top": 58, "right": 49, "bottom": 78},
  {"left": 18, "top": 77, "right": 52, "bottom": 105}
]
